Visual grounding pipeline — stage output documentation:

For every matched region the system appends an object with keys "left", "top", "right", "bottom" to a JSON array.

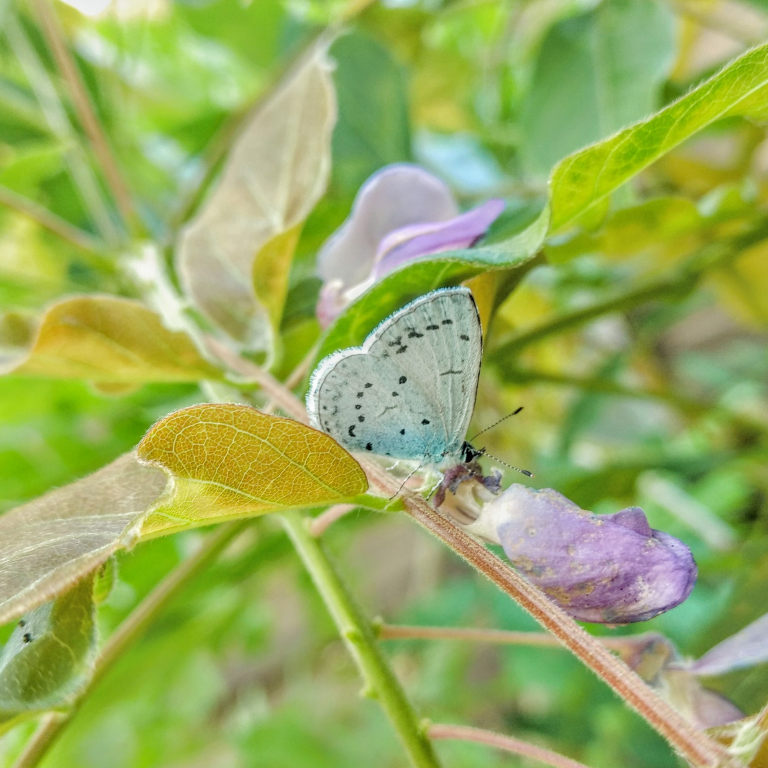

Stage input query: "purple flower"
[
  {"left": 316, "top": 164, "right": 504, "bottom": 327},
  {"left": 617, "top": 612, "right": 768, "bottom": 728},
  {"left": 466, "top": 485, "right": 697, "bottom": 624}
]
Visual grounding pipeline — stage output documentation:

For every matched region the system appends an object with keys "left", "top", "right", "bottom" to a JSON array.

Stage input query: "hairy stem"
[
  {"left": 280, "top": 510, "right": 441, "bottom": 768},
  {"left": 428, "top": 723, "right": 591, "bottom": 768},
  {"left": 184, "top": 349, "right": 730, "bottom": 766},
  {"left": 395, "top": 487, "right": 730, "bottom": 768},
  {"left": 12, "top": 521, "right": 248, "bottom": 768},
  {"left": 491, "top": 221, "right": 768, "bottom": 362}
]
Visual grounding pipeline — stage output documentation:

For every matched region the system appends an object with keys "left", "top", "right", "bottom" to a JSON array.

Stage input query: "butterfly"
[{"left": 307, "top": 287, "right": 491, "bottom": 501}]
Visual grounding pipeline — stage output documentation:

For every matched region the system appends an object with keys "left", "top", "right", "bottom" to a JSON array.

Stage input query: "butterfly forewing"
[{"left": 308, "top": 288, "right": 482, "bottom": 465}]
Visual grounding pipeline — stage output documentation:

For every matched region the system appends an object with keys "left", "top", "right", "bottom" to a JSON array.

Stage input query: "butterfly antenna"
[
  {"left": 468, "top": 406, "right": 524, "bottom": 442},
  {"left": 483, "top": 451, "right": 534, "bottom": 478}
]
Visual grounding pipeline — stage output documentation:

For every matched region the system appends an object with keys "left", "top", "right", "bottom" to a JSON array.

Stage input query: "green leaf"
[
  {"left": 0, "top": 454, "right": 170, "bottom": 626},
  {"left": 330, "top": 33, "right": 411, "bottom": 194},
  {"left": 178, "top": 40, "right": 337, "bottom": 349},
  {"left": 7, "top": 296, "right": 220, "bottom": 384},
  {"left": 313, "top": 205, "right": 549, "bottom": 364},
  {"left": 137, "top": 404, "right": 368, "bottom": 538},
  {"left": 549, "top": 42, "right": 768, "bottom": 231},
  {"left": 521, "top": 0, "right": 675, "bottom": 176},
  {"left": 0, "top": 575, "right": 97, "bottom": 728}
]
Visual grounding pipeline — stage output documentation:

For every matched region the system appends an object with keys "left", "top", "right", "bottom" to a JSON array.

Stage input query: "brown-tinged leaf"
[
  {"left": 178, "top": 42, "right": 336, "bottom": 348},
  {"left": 0, "top": 574, "right": 97, "bottom": 729},
  {"left": 137, "top": 404, "right": 368, "bottom": 538},
  {"left": 8, "top": 296, "right": 220, "bottom": 384},
  {"left": 253, "top": 224, "right": 302, "bottom": 332},
  {"left": 0, "top": 453, "right": 170, "bottom": 626}
]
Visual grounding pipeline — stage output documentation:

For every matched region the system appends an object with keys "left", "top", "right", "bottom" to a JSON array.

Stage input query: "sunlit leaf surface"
[
  {"left": 0, "top": 454, "right": 169, "bottom": 626},
  {"left": 8, "top": 296, "right": 219, "bottom": 384},
  {"left": 522, "top": 0, "right": 675, "bottom": 175},
  {"left": 137, "top": 404, "right": 368, "bottom": 537}
]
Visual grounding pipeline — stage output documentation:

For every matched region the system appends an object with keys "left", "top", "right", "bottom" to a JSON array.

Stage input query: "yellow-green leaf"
[
  {"left": 550, "top": 42, "right": 768, "bottom": 231},
  {"left": 0, "top": 575, "right": 96, "bottom": 729},
  {"left": 8, "top": 296, "right": 220, "bottom": 384},
  {"left": 178, "top": 41, "right": 336, "bottom": 348},
  {"left": 137, "top": 404, "right": 368, "bottom": 538},
  {"left": 253, "top": 224, "right": 302, "bottom": 332},
  {"left": 0, "top": 453, "right": 170, "bottom": 626}
]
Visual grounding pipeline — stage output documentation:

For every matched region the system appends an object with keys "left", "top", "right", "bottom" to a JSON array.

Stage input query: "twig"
[
  {"left": 309, "top": 503, "right": 357, "bottom": 537},
  {"left": 3, "top": 12, "right": 121, "bottom": 245},
  {"left": 31, "top": 0, "right": 138, "bottom": 233},
  {"left": 12, "top": 521, "right": 249, "bottom": 768},
  {"left": 377, "top": 623, "right": 641, "bottom": 653},
  {"left": 491, "top": 222, "right": 768, "bottom": 362},
  {"left": 428, "top": 723, "right": 591, "bottom": 768},
  {"left": 281, "top": 511, "right": 440, "bottom": 768},
  {"left": 359, "top": 459, "right": 730, "bottom": 768},
  {"left": 166, "top": 351, "right": 729, "bottom": 766},
  {"left": 0, "top": 184, "right": 106, "bottom": 257}
]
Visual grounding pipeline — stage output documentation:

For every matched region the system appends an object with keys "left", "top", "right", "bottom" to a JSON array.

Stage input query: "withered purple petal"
[
  {"left": 488, "top": 485, "right": 697, "bottom": 623},
  {"left": 373, "top": 199, "right": 505, "bottom": 279},
  {"left": 687, "top": 612, "right": 768, "bottom": 676}
]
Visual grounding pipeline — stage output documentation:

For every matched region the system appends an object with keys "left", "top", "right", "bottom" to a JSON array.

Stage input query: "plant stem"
[
  {"left": 491, "top": 276, "right": 688, "bottom": 361},
  {"left": 395, "top": 487, "right": 731, "bottom": 768},
  {"left": 4, "top": 11, "right": 121, "bottom": 245},
  {"left": 280, "top": 510, "right": 441, "bottom": 768},
  {"left": 428, "top": 724, "right": 592, "bottom": 768},
  {"left": 309, "top": 503, "right": 357, "bottom": 536},
  {"left": 12, "top": 521, "right": 248, "bottom": 768},
  {"left": 31, "top": 0, "right": 139, "bottom": 235},
  {"left": 0, "top": 185, "right": 107, "bottom": 258},
  {"left": 499, "top": 366, "right": 767, "bottom": 434},
  {"left": 377, "top": 623, "right": 643, "bottom": 653},
  {"left": 491, "top": 220, "right": 768, "bottom": 362}
]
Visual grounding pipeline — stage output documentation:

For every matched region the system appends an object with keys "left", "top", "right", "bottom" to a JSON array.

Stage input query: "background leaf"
[
  {"left": 9, "top": 296, "right": 219, "bottom": 384},
  {"left": 521, "top": 0, "right": 676, "bottom": 175},
  {"left": 330, "top": 33, "right": 411, "bottom": 194},
  {"left": 0, "top": 575, "right": 96, "bottom": 729},
  {"left": 549, "top": 41, "right": 768, "bottom": 231},
  {"left": 0, "top": 454, "right": 169, "bottom": 626},
  {"left": 178, "top": 41, "right": 337, "bottom": 349},
  {"left": 137, "top": 404, "right": 368, "bottom": 538}
]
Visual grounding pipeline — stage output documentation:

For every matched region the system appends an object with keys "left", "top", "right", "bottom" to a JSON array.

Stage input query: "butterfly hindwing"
[{"left": 308, "top": 288, "right": 482, "bottom": 465}]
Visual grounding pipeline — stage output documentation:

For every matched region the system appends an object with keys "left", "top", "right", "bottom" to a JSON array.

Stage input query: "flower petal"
[
  {"left": 373, "top": 199, "right": 505, "bottom": 279},
  {"left": 479, "top": 485, "right": 697, "bottom": 623},
  {"left": 316, "top": 164, "right": 458, "bottom": 287},
  {"left": 663, "top": 669, "right": 744, "bottom": 729},
  {"left": 686, "top": 612, "right": 768, "bottom": 676}
]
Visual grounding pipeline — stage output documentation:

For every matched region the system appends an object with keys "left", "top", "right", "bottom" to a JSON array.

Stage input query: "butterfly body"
[{"left": 307, "top": 287, "right": 483, "bottom": 470}]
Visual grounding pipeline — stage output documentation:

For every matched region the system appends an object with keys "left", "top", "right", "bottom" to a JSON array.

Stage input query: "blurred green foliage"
[{"left": 1, "top": 1, "right": 767, "bottom": 767}]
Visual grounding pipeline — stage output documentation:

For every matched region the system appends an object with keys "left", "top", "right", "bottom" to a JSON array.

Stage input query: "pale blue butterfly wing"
[{"left": 307, "top": 287, "right": 482, "bottom": 466}]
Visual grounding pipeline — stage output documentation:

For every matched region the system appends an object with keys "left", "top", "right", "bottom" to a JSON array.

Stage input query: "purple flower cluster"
[{"left": 465, "top": 484, "right": 697, "bottom": 624}]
